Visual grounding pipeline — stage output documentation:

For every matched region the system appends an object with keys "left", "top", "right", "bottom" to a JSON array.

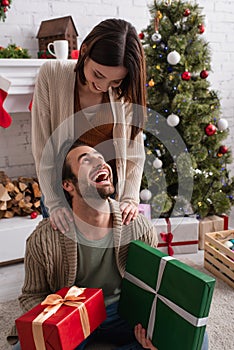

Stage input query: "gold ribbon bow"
[{"left": 32, "top": 286, "right": 90, "bottom": 350}]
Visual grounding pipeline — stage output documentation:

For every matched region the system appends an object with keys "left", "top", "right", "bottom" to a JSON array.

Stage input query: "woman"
[{"left": 32, "top": 18, "right": 147, "bottom": 232}]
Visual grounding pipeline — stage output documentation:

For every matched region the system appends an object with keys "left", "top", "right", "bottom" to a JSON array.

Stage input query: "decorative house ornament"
[{"left": 36, "top": 16, "right": 78, "bottom": 59}]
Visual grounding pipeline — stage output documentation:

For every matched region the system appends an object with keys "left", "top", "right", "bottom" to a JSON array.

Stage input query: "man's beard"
[{"left": 75, "top": 181, "right": 115, "bottom": 200}]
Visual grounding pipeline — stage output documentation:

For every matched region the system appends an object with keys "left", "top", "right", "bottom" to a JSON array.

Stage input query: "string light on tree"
[{"left": 167, "top": 113, "right": 180, "bottom": 127}]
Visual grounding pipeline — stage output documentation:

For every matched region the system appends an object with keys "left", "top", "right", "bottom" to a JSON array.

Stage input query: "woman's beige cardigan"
[{"left": 31, "top": 60, "right": 145, "bottom": 213}]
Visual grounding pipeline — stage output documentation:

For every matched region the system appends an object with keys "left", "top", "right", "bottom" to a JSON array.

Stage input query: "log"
[{"left": 0, "top": 172, "right": 42, "bottom": 218}]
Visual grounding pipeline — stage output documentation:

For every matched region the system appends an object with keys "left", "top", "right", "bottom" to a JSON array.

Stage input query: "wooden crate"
[{"left": 204, "top": 230, "right": 234, "bottom": 289}]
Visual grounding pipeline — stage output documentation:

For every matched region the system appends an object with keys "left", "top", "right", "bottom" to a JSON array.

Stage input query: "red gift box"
[{"left": 16, "top": 286, "right": 106, "bottom": 350}]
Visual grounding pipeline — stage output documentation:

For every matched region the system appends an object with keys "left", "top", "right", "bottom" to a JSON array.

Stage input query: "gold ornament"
[
  {"left": 157, "top": 11, "right": 163, "bottom": 19},
  {"left": 168, "top": 74, "right": 174, "bottom": 81},
  {"left": 198, "top": 201, "right": 202, "bottom": 207},
  {"left": 148, "top": 79, "right": 155, "bottom": 87},
  {"left": 147, "top": 150, "right": 152, "bottom": 155},
  {"left": 156, "top": 65, "right": 161, "bottom": 70},
  {"left": 152, "top": 44, "right": 157, "bottom": 49}
]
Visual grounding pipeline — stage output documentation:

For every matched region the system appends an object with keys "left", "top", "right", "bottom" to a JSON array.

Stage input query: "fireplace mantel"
[{"left": 0, "top": 59, "right": 46, "bottom": 113}]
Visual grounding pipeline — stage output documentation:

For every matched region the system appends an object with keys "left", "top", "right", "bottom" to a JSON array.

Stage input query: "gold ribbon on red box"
[{"left": 32, "top": 286, "right": 90, "bottom": 350}]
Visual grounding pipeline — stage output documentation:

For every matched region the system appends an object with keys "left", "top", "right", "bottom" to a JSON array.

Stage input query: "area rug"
[{"left": 0, "top": 267, "right": 233, "bottom": 350}]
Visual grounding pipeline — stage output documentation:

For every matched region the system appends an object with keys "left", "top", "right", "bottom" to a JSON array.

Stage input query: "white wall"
[{"left": 0, "top": 0, "right": 233, "bottom": 178}]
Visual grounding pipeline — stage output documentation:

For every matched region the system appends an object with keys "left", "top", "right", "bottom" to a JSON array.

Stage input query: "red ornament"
[
  {"left": 198, "top": 24, "right": 205, "bottom": 34},
  {"left": 183, "top": 9, "right": 191, "bottom": 17},
  {"left": 200, "top": 70, "right": 209, "bottom": 79},
  {"left": 71, "top": 50, "right": 79, "bottom": 59},
  {"left": 30, "top": 211, "right": 38, "bottom": 219},
  {"left": 205, "top": 124, "right": 216, "bottom": 136},
  {"left": 219, "top": 145, "right": 228, "bottom": 154},
  {"left": 181, "top": 71, "right": 191, "bottom": 81},
  {"left": 138, "top": 32, "right": 145, "bottom": 40},
  {"left": 1, "top": 0, "right": 9, "bottom": 6}
]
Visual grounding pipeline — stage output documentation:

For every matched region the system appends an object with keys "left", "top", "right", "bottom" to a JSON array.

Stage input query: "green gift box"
[{"left": 119, "top": 240, "right": 215, "bottom": 350}]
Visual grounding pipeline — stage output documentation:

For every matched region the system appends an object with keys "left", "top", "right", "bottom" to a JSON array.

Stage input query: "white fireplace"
[
  {"left": 0, "top": 58, "right": 46, "bottom": 113},
  {"left": 0, "top": 59, "right": 46, "bottom": 265}
]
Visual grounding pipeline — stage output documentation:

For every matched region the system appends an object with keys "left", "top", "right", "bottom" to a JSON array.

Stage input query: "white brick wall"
[{"left": 0, "top": 0, "right": 233, "bottom": 178}]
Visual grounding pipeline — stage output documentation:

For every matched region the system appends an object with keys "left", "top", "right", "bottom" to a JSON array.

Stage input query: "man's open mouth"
[{"left": 90, "top": 170, "right": 110, "bottom": 185}]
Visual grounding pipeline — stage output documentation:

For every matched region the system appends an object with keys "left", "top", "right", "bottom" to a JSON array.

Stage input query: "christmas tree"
[{"left": 139, "top": 0, "right": 234, "bottom": 218}]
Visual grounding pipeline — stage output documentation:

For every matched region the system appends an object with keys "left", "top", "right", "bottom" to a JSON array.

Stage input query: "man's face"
[{"left": 66, "top": 145, "right": 115, "bottom": 199}]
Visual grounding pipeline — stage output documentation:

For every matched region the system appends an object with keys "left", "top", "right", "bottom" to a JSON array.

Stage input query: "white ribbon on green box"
[{"left": 124, "top": 256, "right": 208, "bottom": 340}]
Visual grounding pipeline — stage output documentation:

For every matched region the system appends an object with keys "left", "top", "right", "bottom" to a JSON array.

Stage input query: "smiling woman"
[
  {"left": 82, "top": 58, "right": 128, "bottom": 94},
  {"left": 31, "top": 18, "right": 147, "bottom": 231}
]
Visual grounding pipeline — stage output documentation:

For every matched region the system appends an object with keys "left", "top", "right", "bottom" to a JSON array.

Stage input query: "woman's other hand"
[
  {"left": 134, "top": 324, "right": 158, "bottom": 350},
  {"left": 50, "top": 207, "right": 74, "bottom": 233},
  {"left": 120, "top": 202, "right": 138, "bottom": 225}
]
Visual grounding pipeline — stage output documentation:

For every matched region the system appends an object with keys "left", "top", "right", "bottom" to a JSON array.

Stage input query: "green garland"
[
  {"left": 0, "top": 0, "right": 12, "bottom": 22},
  {"left": 0, "top": 44, "right": 31, "bottom": 58}
]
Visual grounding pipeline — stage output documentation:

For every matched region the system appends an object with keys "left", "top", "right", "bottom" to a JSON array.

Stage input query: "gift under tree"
[{"left": 139, "top": 0, "right": 234, "bottom": 219}]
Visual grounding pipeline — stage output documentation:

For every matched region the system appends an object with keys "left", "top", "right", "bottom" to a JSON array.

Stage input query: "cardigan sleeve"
[
  {"left": 121, "top": 129, "right": 145, "bottom": 206},
  {"left": 117, "top": 100, "right": 145, "bottom": 206},
  {"left": 31, "top": 61, "right": 75, "bottom": 213}
]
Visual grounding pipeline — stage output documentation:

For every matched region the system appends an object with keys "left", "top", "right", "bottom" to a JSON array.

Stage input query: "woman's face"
[{"left": 83, "top": 58, "right": 128, "bottom": 94}]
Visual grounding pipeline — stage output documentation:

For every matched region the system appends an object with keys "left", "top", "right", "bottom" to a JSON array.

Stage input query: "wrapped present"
[
  {"left": 16, "top": 286, "right": 106, "bottom": 350},
  {"left": 138, "top": 203, "right": 151, "bottom": 220},
  {"left": 220, "top": 214, "right": 229, "bottom": 230},
  {"left": 199, "top": 215, "right": 224, "bottom": 250},
  {"left": 152, "top": 217, "right": 199, "bottom": 255},
  {"left": 119, "top": 240, "right": 215, "bottom": 350}
]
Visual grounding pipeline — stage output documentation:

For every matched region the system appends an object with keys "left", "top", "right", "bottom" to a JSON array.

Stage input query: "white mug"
[{"left": 47, "top": 40, "right": 69, "bottom": 60}]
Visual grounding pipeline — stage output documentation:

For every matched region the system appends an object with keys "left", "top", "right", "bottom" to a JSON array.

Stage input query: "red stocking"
[{"left": 0, "top": 76, "right": 12, "bottom": 128}]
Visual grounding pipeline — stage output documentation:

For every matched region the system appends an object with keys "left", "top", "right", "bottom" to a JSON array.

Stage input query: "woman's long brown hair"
[{"left": 74, "top": 18, "right": 146, "bottom": 140}]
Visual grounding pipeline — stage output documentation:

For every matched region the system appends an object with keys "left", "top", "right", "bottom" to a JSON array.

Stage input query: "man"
[{"left": 10, "top": 142, "right": 158, "bottom": 350}]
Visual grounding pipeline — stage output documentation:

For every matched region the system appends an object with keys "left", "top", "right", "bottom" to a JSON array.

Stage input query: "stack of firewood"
[{"left": 0, "top": 171, "right": 41, "bottom": 218}]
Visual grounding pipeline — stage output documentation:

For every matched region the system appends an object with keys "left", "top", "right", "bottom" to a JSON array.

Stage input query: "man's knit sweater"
[
  {"left": 8, "top": 199, "right": 157, "bottom": 342},
  {"left": 20, "top": 199, "right": 157, "bottom": 312}
]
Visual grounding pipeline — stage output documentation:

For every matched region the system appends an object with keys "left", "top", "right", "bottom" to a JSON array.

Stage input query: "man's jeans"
[{"left": 13, "top": 302, "right": 209, "bottom": 350}]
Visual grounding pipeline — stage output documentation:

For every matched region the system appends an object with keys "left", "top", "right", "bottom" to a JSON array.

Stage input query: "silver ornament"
[{"left": 151, "top": 32, "right": 162, "bottom": 43}]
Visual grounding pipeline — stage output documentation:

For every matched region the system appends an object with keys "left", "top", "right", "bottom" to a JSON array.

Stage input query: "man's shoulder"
[
  {"left": 133, "top": 213, "right": 154, "bottom": 230},
  {"left": 27, "top": 218, "right": 55, "bottom": 242}
]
